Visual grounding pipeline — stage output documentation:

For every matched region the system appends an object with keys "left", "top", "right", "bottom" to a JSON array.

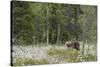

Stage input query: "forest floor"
[{"left": 12, "top": 43, "right": 97, "bottom": 66}]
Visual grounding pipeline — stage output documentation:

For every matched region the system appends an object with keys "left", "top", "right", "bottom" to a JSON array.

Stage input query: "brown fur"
[{"left": 65, "top": 41, "right": 80, "bottom": 50}]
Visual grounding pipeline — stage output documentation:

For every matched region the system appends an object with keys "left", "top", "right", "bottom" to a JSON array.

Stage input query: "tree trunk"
[
  {"left": 46, "top": 5, "right": 49, "bottom": 45},
  {"left": 46, "top": 16, "right": 49, "bottom": 45},
  {"left": 87, "top": 40, "right": 89, "bottom": 53},
  {"left": 36, "top": 38, "right": 38, "bottom": 45},
  {"left": 67, "top": 5, "right": 71, "bottom": 22},
  {"left": 57, "top": 24, "right": 60, "bottom": 45},
  {"left": 82, "top": 21, "right": 85, "bottom": 55}
]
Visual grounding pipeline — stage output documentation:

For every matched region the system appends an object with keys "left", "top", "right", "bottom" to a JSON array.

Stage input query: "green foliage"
[
  {"left": 11, "top": 1, "right": 97, "bottom": 45},
  {"left": 11, "top": 1, "right": 97, "bottom": 66}
]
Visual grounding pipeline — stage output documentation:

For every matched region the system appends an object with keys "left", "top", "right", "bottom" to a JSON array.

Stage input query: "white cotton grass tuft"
[
  {"left": 12, "top": 43, "right": 97, "bottom": 65},
  {"left": 12, "top": 45, "right": 68, "bottom": 64}
]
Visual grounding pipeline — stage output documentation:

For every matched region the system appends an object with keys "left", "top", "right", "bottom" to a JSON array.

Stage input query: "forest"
[{"left": 11, "top": 1, "right": 97, "bottom": 66}]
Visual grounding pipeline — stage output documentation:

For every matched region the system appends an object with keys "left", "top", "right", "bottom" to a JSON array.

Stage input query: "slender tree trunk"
[
  {"left": 87, "top": 40, "right": 89, "bottom": 53},
  {"left": 33, "top": 36, "right": 36, "bottom": 44},
  {"left": 47, "top": 22, "right": 49, "bottom": 45},
  {"left": 36, "top": 38, "right": 38, "bottom": 45},
  {"left": 46, "top": 5, "right": 49, "bottom": 45},
  {"left": 67, "top": 5, "right": 71, "bottom": 22},
  {"left": 82, "top": 21, "right": 85, "bottom": 55},
  {"left": 36, "top": 34, "right": 39, "bottom": 45},
  {"left": 57, "top": 24, "right": 60, "bottom": 45}
]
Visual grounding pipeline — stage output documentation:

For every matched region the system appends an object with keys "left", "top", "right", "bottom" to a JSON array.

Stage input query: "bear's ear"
[{"left": 66, "top": 41, "right": 68, "bottom": 43}]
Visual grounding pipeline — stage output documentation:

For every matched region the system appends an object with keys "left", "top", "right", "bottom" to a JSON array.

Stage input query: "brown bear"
[{"left": 65, "top": 41, "right": 80, "bottom": 50}]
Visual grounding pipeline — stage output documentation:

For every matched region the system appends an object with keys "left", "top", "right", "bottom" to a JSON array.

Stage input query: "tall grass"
[{"left": 12, "top": 43, "right": 97, "bottom": 66}]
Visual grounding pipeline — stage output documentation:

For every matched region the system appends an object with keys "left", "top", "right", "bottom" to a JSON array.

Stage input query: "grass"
[
  {"left": 48, "top": 48, "right": 80, "bottom": 59},
  {"left": 13, "top": 58, "right": 49, "bottom": 66},
  {"left": 47, "top": 48, "right": 80, "bottom": 62},
  {"left": 12, "top": 44, "right": 97, "bottom": 66}
]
